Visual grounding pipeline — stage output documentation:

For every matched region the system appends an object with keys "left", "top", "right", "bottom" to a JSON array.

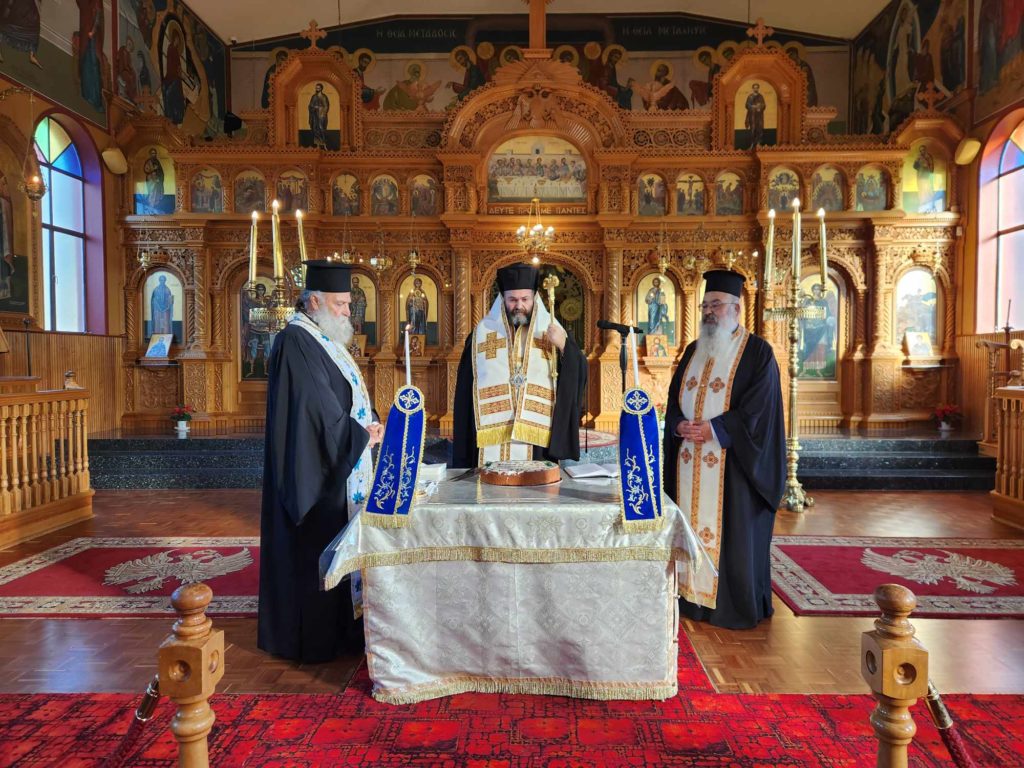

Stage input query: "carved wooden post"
[
  {"left": 861, "top": 584, "right": 929, "bottom": 768},
  {"left": 158, "top": 583, "right": 225, "bottom": 768}
]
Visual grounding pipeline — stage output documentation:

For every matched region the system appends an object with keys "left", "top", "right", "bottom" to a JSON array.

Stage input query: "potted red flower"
[
  {"left": 933, "top": 403, "right": 961, "bottom": 433},
  {"left": 170, "top": 405, "right": 195, "bottom": 437}
]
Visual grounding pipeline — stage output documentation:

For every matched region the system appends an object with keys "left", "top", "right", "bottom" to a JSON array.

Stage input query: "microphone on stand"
[{"left": 596, "top": 319, "right": 644, "bottom": 335}]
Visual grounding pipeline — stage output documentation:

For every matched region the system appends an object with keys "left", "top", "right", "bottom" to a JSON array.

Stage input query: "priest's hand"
[
  {"left": 546, "top": 323, "right": 567, "bottom": 352},
  {"left": 367, "top": 422, "right": 384, "bottom": 446},
  {"left": 676, "top": 419, "right": 712, "bottom": 444}
]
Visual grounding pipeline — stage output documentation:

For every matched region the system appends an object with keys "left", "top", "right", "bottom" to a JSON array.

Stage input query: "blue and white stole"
[
  {"left": 363, "top": 383, "right": 426, "bottom": 528},
  {"left": 676, "top": 325, "right": 749, "bottom": 609},
  {"left": 618, "top": 333, "right": 664, "bottom": 532}
]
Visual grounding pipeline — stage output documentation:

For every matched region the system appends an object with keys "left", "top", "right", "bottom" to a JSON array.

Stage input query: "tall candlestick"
[
  {"left": 248, "top": 211, "right": 258, "bottom": 286},
  {"left": 765, "top": 208, "right": 776, "bottom": 288},
  {"left": 271, "top": 199, "right": 284, "bottom": 279},
  {"left": 817, "top": 208, "right": 828, "bottom": 287},
  {"left": 404, "top": 324, "right": 411, "bottom": 386},
  {"left": 1006, "top": 299, "right": 1013, "bottom": 328},
  {"left": 791, "top": 198, "right": 801, "bottom": 289},
  {"left": 296, "top": 209, "right": 308, "bottom": 262},
  {"left": 628, "top": 327, "right": 640, "bottom": 388}
]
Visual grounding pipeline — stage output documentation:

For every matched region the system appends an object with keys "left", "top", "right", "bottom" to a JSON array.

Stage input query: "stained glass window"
[{"left": 34, "top": 118, "right": 86, "bottom": 331}]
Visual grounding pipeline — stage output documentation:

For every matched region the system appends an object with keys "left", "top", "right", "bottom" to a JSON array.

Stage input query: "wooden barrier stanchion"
[
  {"left": 861, "top": 584, "right": 930, "bottom": 768},
  {"left": 158, "top": 583, "right": 225, "bottom": 768}
]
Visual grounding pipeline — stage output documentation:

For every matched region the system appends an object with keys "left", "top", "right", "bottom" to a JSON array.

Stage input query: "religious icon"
[
  {"left": 734, "top": 79, "right": 777, "bottom": 149},
  {"left": 675, "top": 173, "right": 705, "bottom": 215},
  {"left": 332, "top": 174, "right": 360, "bottom": 216},
  {"left": 240, "top": 276, "right": 275, "bottom": 379},
  {"left": 645, "top": 333, "right": 669, "bottom": 358},
  {"left": 234, "top": 170, "right": 266, "bottom": 214},
  {"left": 134, "top": 146, "right": 176, "bottom": 215},
  {"left": 636, "top": 273, "right": 676, "bottom": 343},
  {"left": 298, "top": 81, "right": 341, "bottom": 150},
  {"left": 855, "top": 167, "right": 889, "bottom": 212},
  {"left": 689, "top": 46, "right": 720, "bottom": 107},
  {"left": 76, "top": 0, "right": 105, "bottom": 112},
  {"left": 276, "top": 170, "right": 308, "bottom": 213},
  {"left": 638, "top": 60, "right": 689, "bottom": 110},
  {"left": 371, "top": 175, "right": 399, "bottom": 215},
  {"left": 714, "top": 171, "right": 744, "bottom": 215},
  {"left": 351, "top": 48, "right": 385, "bottom": 109},
  {"left": 143, "top": 270, "right": 183, "bottom": 343},
  {"left": 902, "top": 141, "right": 946, "bottom": 213},
  {"left": 784, "top": 43, "right": 818, "bottom": 106},
  {"left": 447, "top": 45, "right": 487, "bottom": 104},
  {"left": 904, "top": 331, "right": 934, "bottom": 358},
  {"left": 409, "top": 333, "right": 426, "bottom": 358},
  {"left": 895, "top": 268, "right": 938, "bottom": 348},
  {"left": 487, "top": 136, "right": 587, "bottom": 203},
  {"left": 383, "top": 60, "right": 441, "bottom": 111},
  {"left": 638, "top": 174, "right": 667, "bottom": 216},
  {"left": 399, "top": 273, "right": 437, "bottom": 344},
  {"left": 261, "top": 49, "right": 289, "bottom": 108},
  {"left": 811, "top": 167, "right": 844, "bottom": 212},
  {"left": 350, "top": 274, "right": 368, "bottom": 334},
  {"left": 598, "top": 44, "right": 634, "bottom": 110},
  {"left": 349, "top": 273, "right": 377, "bottom": 346},
  {"left": 767, "top": 167, "right": 800, "bottom": 212},
  {"left": 410, "top": 175, "right": 439, "bottom": 216},
  {"left": 797, "top": 275, "right": 839, "bottom": 379},
  {"left": 349, "top": 334, "right": 368, "bottom": 358},
  {"left": 144, "top": 333, "right": 173, "bottom": 358},
  {"left": 191, "top": 168, "right": 223, "bottom": 213}
]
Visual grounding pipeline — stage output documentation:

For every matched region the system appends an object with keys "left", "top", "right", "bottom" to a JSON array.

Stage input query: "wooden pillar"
[
  {"left": 594, "top": 244, "right": 623, "bottom": 432},
  {"left": 441, "top": 247, "right": 471, "bottom": 437},
  {"left": 861, "top": 584, "right": 929, "bottom": 768},
  {"left": 158, "top": 583, "right": 225, "bottom": 768}
]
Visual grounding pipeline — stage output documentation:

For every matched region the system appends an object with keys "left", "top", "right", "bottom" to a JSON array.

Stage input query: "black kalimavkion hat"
[
  {"left": 497, "top": 262, "right": 539, "bottom": 293},
  {"left": 702, "top": 269, "right": 746, "bottom": 298},
  {"left": 303, "top": 260, "right": 352, "bottom": 292}
]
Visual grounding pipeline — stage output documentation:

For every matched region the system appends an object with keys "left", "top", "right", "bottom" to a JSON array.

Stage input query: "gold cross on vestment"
[
  {"left": 918, "top": 82, "right": 942, "bottom": 111},
  {"left": 477, "top": 331, "right": 504, "bottom": 360},
  {"left": 746, "top": 17, "right": 775, "bottom": 47},
  {"left": 534, "top": 335, "right": 554, "bottom": 360},
  {"left": 301, "top": 20, "right": 327, "bottom": 49}
]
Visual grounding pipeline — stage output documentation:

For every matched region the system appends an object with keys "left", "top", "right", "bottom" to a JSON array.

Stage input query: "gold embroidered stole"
[
  {"left": 676, "top": 326, "right": 749, "bottom": 609},
  {"left": 472, "top": 296, "right": 558, "bottom": 460}
]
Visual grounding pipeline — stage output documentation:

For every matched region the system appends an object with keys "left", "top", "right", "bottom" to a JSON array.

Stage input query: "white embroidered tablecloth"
[{"left": 321, "top": 471, "right": 706, "bottom": 704}]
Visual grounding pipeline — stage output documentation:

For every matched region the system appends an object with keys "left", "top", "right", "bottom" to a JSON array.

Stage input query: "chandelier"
[
  {"left": 336, "top": 212, "right": 358, "bottom": 264},
  {"left": 516, "top": 197, "right": 554, "bottom": 263},
  {"left": 369, "top": 230, "right": 392, "bottom": 272}
]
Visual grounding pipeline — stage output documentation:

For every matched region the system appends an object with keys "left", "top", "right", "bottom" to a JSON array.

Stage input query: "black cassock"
[
  {"left": 258, "top": 323, "right": 369, "bottom": 663},
  {"left": 452, "top": 331, "right": 587, "bottom": 468},
  {"left": 663, "top": 333, "right": 786, "bottom": 629}
]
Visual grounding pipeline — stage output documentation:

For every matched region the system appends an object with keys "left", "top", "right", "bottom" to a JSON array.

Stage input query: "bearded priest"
[
  {"left": 662, "top": 269, "right": 785, "bottom": 629},
  {"left": 258, "top": 260, "right": 383, "bottom": 663},
  {"left": 453, "top": 262, "right": 587, "bottom": 467}
]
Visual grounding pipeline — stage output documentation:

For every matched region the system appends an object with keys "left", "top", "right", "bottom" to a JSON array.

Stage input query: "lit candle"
[
  {"left": 817, "top": 208, "right": 828, "bottom": 287},
  {"left": 628, "top": 327, "right": 640, "bottom": 389},
  {"left": 764, "top": 208, "right": 775, "bottom": 288},
  {"left": 295, "top": 209, "right": 308, "bottom": 262},
  {"left": 271, "top": 199, "right": 284, "bottom": 279},
  {"left": 404, "top": 324, "right": 412, "bottom": 386},
  {"left": 791, "top": 198, "right": 801, "bottom": 289},
  {"left": 248, "top": 211, "right": 258, "bottom": 286}
]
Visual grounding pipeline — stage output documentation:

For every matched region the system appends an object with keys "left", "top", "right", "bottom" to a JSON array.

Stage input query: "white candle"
[
  {"left": 765, "top": 208, "right": 775, "bottom": 288},
  {"left": 1007, "top": 299, "right": 1013, "bottom": 328},
  {"left": 271, "top": 199, "right": 284, "bottom": 279},
  {"left": 296, "top": 209, "right": 308, "bottom": 262},
  {"left": 248, "top": 211, "right": 258, "bottom": 285},
  {"left": 791, "top": 198, "right": 801, "bottom": 288},
  {"left": 817, "top": 208, "right": 828, "bottom": 287},
  {"left": 404, "top": 324, "right": 411, "bottom": 386},
  {"left": 628, "top": 327, "right": 640, "bottom": 389}
]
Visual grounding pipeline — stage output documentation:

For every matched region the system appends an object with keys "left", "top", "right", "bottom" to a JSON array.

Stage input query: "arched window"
[
  {"left": 34, "top": 117, "right": 86, "bottom": 331},
  {"left": 979, "top": 114, "right": 1024, "bottom": 331}
]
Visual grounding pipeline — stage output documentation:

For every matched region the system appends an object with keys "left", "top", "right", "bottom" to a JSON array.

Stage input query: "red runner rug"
[
  {"left": 0, "top": 537, "right": 259, "bottom": 617},
  {"left": 772, "top": 536, "right": 1024, "bottom": 618},
  {"left": 1, "top": 634, "right": 1020, "bottom": 767}
]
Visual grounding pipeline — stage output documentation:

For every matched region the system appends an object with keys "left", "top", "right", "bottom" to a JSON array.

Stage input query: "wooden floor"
[{"left": 1, "top": 489, "right": 1022, "bottom": 697}]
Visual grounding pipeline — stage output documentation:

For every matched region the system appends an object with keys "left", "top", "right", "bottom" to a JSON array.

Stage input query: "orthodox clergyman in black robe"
[
  {"left": 663, "top": 270, "right": 785, "bottom": 629},
  {"left": 258, "top": 260, "right": 383, "bottom": 663},
  {"left": 453, "top": 262, "right": 587, "bottom": 467}
]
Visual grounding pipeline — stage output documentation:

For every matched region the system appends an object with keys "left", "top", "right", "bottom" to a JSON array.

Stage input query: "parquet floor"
[{"left": 1, "top": 489, "right": 1022, "bottom": 697}]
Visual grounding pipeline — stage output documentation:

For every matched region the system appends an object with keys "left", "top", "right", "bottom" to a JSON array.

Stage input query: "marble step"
[
  {"left": 798, "top": 468, "right": 995, "bottom": 491},
  {"left": 90, "top": 467, "right": 264, "bottom": 490},
  {"left": 799, "top": 437, "right": 979, "bottom": 453},
  {"left": 88, "top": 450, "right": 264, "bottom": 471},
  {"left": 798, "top": 451, "right": 995, "bottom": 471}
]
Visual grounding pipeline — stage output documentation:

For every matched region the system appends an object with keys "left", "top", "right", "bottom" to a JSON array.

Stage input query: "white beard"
[
  {"left": 311, "top": 306, "right": 354, "bottom": 347},
  {"left": 695, "top": 317, "right": 737, "bottom": 360}
]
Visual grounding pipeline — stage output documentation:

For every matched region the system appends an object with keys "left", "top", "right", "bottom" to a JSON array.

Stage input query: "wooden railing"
[
  {"left": 992, "top": 385, "right": 1024, "bottom": 531},
  {"left": 0, "top": 389, "right": 93, "bottom": 547}
]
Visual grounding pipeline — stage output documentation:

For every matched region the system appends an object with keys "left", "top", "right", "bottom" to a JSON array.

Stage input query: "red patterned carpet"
[
  {"left": 772, "top": 536, "right": 1024, "bottom": 618},
  {"left": 1, "top": 633, "right": 1020, "bottom": 767},
  {"left": 0, "top": 538, "right": 259, "bottom": 617}
]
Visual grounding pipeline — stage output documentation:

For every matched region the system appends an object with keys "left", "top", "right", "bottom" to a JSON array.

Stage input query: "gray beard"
[
  {"left": 507, "top": 310, "right": 530, "bottom": 328},
  {"left": 696, "top": 319, "right": 735, "bottom": 359},
  {"left": 310, "top": 306, "right": 354, "bottom": 347}
]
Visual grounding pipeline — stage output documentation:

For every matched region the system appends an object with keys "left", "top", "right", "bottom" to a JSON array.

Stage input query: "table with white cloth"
[{"left": 320, "top": 470, "right": 706, "bottom": 704}]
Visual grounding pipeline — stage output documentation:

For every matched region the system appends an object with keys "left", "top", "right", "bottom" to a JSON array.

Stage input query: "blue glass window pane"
[
  {"left": 42, "top": 232, "right": 53, "bottom": 330},
  {"left": 1000, "top": 122, "right": 1024, "bottom": 174},
  {"left": 40, "top": 168, "right": 52, "bottom": 226},
  {"left": 51, "top": 171, "right": 84, "bottom": 232},
  {"left": 52, "top": 144, "right": 82, "bottom": 177},
  {"left": 33, "top": 120, "right": 48, "bottom": 160},
  {"left": 53, "top": 231, "right": 85, "bottom": 332}
]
